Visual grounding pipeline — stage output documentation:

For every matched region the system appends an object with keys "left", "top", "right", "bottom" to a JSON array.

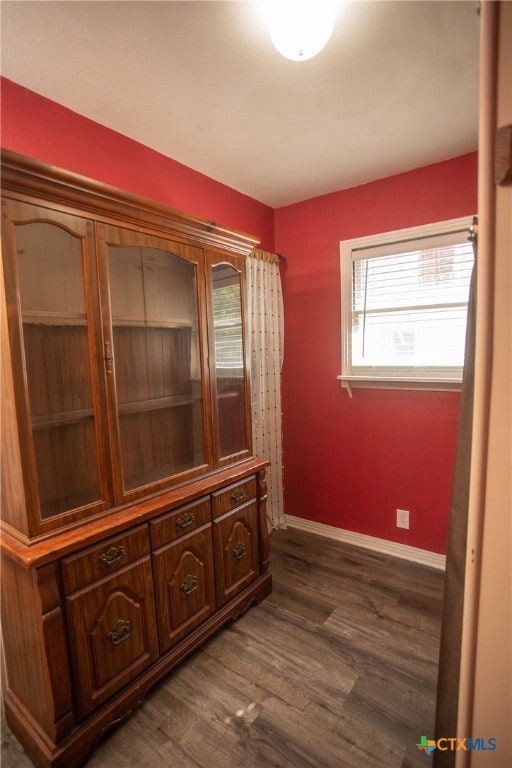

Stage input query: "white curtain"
[{"left": 246, "top": 249, "right": 286, "bottom": 531}]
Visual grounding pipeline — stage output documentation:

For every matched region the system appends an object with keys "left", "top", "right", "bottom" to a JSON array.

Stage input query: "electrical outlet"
[{"left": 396, "top": 508, "right": 410, "bottom": 529}]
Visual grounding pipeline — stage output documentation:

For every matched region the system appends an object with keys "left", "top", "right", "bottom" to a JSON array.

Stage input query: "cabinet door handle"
[
  {"left": 104, "top": 340, "right": 114, "bottom": 375},
  {"left": 98, "top": 545, "right": 126, "bottom": 568},
  {"left": 176, "top": 511, "right": 195, "bottom": 531},
  {"left": 181, "top": 574, "right": 198, "bottom": 595},
  {"left": 233, "top": 541, "right": 247, "bottom": 560},
  {"left": 230, "top": 488, "right": 245, "bottom": 504},
  {"left": 108, "top": 619, "right": 131, "bottom": 645}
]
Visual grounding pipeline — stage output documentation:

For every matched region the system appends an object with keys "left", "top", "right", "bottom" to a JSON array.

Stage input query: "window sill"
[{"left": 337, "top": 375, "right": 462, "bottom": 397}]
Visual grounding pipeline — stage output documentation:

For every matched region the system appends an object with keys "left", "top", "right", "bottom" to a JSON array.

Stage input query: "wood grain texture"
[
  {"left": 0, "top": 149, "right": 260, "bottom": 257},
  {"left": 2, "top": 528, "right": 443, "bottom": 767},
  {"left": 152, "top": 524, "right": 216, "bottom": 650}
]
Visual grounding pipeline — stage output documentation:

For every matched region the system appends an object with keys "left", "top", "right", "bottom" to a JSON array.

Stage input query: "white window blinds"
[
  {"left": 341, "top": 217, "right": 475, "bottom": 384},
  {"left": 212, "top": 271, "right": 243, "bottom": 371}
]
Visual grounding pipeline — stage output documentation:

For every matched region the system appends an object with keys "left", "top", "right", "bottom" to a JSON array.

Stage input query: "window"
[
  {"left": 339, "top": 216, "right": 475, "bottom": 392},
  {"left": 211, "top": 265, "right": 244, "bottom": 373}
]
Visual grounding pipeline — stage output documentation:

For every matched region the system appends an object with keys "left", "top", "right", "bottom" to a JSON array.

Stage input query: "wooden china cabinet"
[{"left": 0, "top": 150, "right": 272, "bottom": 767}]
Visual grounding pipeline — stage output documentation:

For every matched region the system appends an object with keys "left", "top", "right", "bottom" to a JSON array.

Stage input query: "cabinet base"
[{"left": 5, "top": 573, "right": 272, "bottom": 768}]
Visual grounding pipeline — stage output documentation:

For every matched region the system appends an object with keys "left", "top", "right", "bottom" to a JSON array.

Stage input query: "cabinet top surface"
[{"left": 0, "top": 458, "right": 269, "bottom": 568}]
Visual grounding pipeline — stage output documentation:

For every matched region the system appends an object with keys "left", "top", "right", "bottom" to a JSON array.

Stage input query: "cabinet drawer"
[
  {"left": 149, "top": 496, "right": 211, "bottom": 548},
  {"left": 212, "top": 477, "right": 256, "bottom": 519},
  {"left": 61, "top": 525, "right": 150, "bottom": 593}
]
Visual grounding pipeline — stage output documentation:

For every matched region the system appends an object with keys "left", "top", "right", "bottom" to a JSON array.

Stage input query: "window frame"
[{"left": 338, "top": 216, "right": 475, "bottom": 395}]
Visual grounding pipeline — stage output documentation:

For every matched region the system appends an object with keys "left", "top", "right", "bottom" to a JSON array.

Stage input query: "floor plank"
[{"left": 1, "top": 527, "right": 444, "bottom": 767}]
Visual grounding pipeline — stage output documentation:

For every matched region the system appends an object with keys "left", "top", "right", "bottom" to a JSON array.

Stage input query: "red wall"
[
  {"left": 0, "top": 78, "right": 274, "bottom": 250},
  {"left": 275, "top": 154, "right": 477, "bottom": 554}
]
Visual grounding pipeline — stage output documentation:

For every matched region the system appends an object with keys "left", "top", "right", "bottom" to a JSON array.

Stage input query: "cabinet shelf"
[
  {"left": 117, "top": 394, "right": 202, "bottom": 415},
  {"left": 23, "top": 311, "right": 87, "bottom": 326},
  {"left": 112, "top": 318, "right": 196, "bottom": 329},
  {"left": 31, "top": 409, "right": 95, "bottom": 429}
]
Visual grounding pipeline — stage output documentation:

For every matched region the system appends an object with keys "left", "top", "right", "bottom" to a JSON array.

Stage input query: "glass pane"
[
  {"left": 108, "top": 246, "right": 204, "bottom": 491},
  {"left": 352, "top": 307, "right": 469, "bottom": 368},
  {"left": 15, "top": 222, "right": 101, "bottom": 518},
  {"left": 352, "top": 242, "right": 473, "bottom": 372},
  {"left": 211, "top": 264, "right": 248, "bottom": 457}
]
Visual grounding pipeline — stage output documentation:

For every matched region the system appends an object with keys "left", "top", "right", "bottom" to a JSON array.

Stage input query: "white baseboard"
[{"left": 285, "top": 515, "right": 446, "bottom": 571}]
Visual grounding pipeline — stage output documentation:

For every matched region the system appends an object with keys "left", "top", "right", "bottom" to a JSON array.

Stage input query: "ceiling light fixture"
[{"left": 260, "top": 1, "right": 338, "bottom": 62}]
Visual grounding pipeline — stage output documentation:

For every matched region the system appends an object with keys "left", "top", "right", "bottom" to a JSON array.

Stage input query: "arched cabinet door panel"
[
  {"left": 65, "top": 559, "right": 158, "bottom": 719},
  {"left": 213, "top": 502, "right": 259, "bottom": 607},
  {"left": 1, "top": 199, "right": 111, "bottom": 537},
  {"left": 206, "top": 252, "right": 252, "bottom": 467},
  {"left": 96, "top": 223, "right": 212, "bottom": 503},
  {"left": 152, "top": 526, "right": 216, "bottom": 652}
]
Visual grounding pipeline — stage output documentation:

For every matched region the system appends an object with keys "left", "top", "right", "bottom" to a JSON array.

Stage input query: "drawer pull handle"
[
  {"left": 98, "top": 545, "right": 126, "bottom": 568},
  {"left": 230, "top": 488, "right": 245, "bottom": 504},
  {"left": 233, "top": 541, "right": 247, "bottom": 560},
  {"left": 181, "top": 574, "right": 198, "bottom": 595},
  {"left": 108, "top": 619, "right": 131, "bottom": 645},
  {"left": 176, "top": 511, "right": 195, "bottom": 530}
]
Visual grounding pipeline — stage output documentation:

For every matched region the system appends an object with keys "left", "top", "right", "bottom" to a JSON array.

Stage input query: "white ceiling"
[{"left": 0, "top": 0, "right": 479, "bottom": 208}]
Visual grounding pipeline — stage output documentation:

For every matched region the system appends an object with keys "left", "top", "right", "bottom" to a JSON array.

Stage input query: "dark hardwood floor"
[{"left": 1, "top": 527, "right": 444, "bottom": 767}]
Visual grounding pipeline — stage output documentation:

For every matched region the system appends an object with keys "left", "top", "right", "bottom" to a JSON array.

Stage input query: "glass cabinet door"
[
  {"left": 2, "top": 202, "right": 107, "bottom": 529},
  {"left": 99, "top": 226, "right": 208, "bottom": 497},
  {"left": 209, "top": 260, "right": 251, "bottom": 461}
]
